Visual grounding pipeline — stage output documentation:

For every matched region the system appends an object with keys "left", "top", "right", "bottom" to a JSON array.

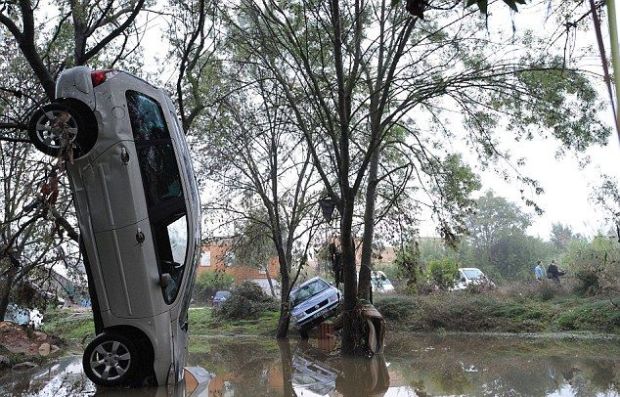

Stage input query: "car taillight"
[
  {"left": 91, "top": 70, "right": 107, "bottom": 87},
  {"left": 91, "top": 70, "right": 118, "bottom": 87}
]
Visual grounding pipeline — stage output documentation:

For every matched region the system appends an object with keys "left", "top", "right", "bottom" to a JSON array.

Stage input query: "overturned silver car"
[{"left": 28, "top": 67, "right": 200, "bottom": 387}]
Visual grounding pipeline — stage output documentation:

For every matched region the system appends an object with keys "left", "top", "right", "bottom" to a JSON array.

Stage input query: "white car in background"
[
  {"left": 453, "top": 267, "right": 495, "bottom": 290},
  {"left": 371, "top": 271, "right": 395, "bottom": 294},
  {"left": 28, "top": 66, "right": 200, "bottom": 387}
]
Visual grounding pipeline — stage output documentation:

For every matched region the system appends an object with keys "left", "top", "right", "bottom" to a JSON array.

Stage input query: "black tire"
[
  {"left": 28, "top": 102, "right": 96, "bottom": 158},
  {"left": 83, "top": 332, "right": 140, "bottom": 387}
]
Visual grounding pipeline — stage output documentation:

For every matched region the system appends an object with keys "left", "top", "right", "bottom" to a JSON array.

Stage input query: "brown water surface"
[{"left": 1, "top": 333, "right": 619, "bottom": 396}]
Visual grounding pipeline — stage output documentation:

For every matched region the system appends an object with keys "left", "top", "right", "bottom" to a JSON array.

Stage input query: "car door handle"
[
  {"left": 136, "top": 228, "right": 145, "bottom": 244},
  {"left": 120, "top": 147, "right": 129, "bottom": 164}
]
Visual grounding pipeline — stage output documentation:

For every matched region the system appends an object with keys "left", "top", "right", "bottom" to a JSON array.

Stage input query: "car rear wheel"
[
  {"left": 28, "top": 103, "right": 96, "bottom": 157},
  {"left": 83, "top": 332, "right": 140, "bottom": 387}
]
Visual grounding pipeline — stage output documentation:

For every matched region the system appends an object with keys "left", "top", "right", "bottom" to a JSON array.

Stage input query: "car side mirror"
[
  {"left": 163, "top": 260, "right": 183, "bottom": 269},
  {"left": 460, "top": 277, "right": 466, "bottom": 283}
]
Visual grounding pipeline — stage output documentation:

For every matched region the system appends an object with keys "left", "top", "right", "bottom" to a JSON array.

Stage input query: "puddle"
[{"left": 1, "top": 334, "right": 619, "bottom": 396}]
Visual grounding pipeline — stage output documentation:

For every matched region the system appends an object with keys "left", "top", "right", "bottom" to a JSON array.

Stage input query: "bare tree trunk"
[
  {"left": 0, "top": 271, "right": 15, "bottom": 321},
  {"left": 276, "top": 255, "right": 291, "bottom": 338},
  {"left": 358, "top": 141, "right": 381, "bottom": 301},
  {"left": 264, "top": 265, "right": 276, "bottom": 298},
  {"left": 340, "top": 195, "right": 358, "bottom": 354}
]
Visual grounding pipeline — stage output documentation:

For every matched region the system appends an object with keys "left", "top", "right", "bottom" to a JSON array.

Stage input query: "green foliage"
[
  {"left": 554, "top": 300, "right": 620, "bottom": 332},
  {"left": 394, "top": 242, "right": 423, "bottom": 293},
  {"left": 562, "top": 237, "right": 620, "bottom": 296},
  {"left": 193, "top": 271, "right": 234, "bottom": 302},
  {"left": 214, "top": 281, "right": 278, "bottom": 321},
  {"left": 550, "top": 223, "right": 581, "bottom": 250},
  {"left": 462, "top": 191, "right": 555, "bottom": 281},
  {"left": 427, "top": 258, "right": 459, "bottom": 290},
  {"left": 376, "top": 290, "right": 620, "bottom": 334}
]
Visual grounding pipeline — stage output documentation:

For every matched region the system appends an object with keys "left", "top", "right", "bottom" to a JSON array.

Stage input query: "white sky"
[{"left": 415, "top": 2, "right": 620, "bottom": 240}]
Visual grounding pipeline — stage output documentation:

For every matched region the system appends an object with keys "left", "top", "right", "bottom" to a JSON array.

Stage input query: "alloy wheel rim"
[
  {"left": 35, "top": 110, "right": 78, "bottom": 150},
  {"left": 89, "top": 340, "right": 131, "bottom": 381}
]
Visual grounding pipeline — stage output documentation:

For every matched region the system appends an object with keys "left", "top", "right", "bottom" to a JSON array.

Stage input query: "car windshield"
[
  {"left": 215, "top": 291, "right": 231, "bottom": 299},
  {"left": 463, "top": 269, "right": 483, "bottom": 280},
  {"left": 292, "top": 279, "right": 329, "bottom": 306}
]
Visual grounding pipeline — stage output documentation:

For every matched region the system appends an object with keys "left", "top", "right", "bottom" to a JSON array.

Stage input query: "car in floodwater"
[
  {"left": 28, "top": 66, "right": 201, "bottom": 387},
  {"left": 290, "top": 277, "right": 341, "bottom": 338}
]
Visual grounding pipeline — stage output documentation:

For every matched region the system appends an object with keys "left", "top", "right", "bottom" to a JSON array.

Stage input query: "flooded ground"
[{"left": 1, "top": 333, "right": 619, "bottom": 396}]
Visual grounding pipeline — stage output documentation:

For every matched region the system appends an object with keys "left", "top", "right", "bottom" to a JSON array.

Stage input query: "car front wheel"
[{"left": 83, "top": 333, "right": 140, "bottom": 387}]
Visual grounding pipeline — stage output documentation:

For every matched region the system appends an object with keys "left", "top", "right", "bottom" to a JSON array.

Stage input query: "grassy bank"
[
  {"left": 375, "top": 291, "right": 620, "bottom": 334},
  {"left": 40, "top": 306, "right": 279, "bottom": 345},
  {"left": 189, "top": 307, "right": 279, "bottom": 336},
  {"left": 36, "top": 288, "right": 620, "bottom": 348}
]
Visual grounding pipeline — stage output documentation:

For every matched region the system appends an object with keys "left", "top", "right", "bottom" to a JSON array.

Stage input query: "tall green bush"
[
  {"left": 193, "top": 271, "right": 234, "bottom": 302},
  {"left": 562, "top": 236, "right": 620, "bottom": 296},
  {"left": 427, "top": 258, "right": 459, "bottom": 290}
]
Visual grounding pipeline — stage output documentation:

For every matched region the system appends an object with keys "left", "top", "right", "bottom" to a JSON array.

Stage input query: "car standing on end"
[
  {"left": 290, "top": 277, "right": 341, "bottom": 338},
  {"left": 28, "top": 66, "right": 201, "bottom": 387}
]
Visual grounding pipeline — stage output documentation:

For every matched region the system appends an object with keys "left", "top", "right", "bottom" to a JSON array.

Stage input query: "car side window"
[
  {"left": 126, "top": 90, "right": 188, "bottom": 304},
  {"left": 126, "top": 91, "right": 169, "bottom": 141}
]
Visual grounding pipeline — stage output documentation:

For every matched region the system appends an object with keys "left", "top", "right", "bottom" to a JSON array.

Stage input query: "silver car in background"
[
  {"left": 290, "top": 277, "right": 340, "bottom": 338},
  {"left": 28, "top": 67, "right": 201, "bottom": 387}
]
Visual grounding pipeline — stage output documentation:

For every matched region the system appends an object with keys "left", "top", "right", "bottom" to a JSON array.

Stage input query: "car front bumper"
[{"left": 294, "top": 300, "right": 340, "bottom": 329}]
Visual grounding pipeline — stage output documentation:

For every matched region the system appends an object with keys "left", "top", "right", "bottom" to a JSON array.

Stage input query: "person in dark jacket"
[{"left": 547, "top": 260, "right": 565, "bottom": 283}]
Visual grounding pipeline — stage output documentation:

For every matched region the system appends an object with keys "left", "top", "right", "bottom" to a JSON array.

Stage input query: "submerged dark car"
[{"left": 290, "top": 277, "right": 340, "bottom": 337}]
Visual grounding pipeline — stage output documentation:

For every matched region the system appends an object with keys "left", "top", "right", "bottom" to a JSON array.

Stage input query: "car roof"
[
  {"left": 459, "top": 267, "right": 482, "bottom": 271},
  {"left": 291, "top": 276, "right": 326, "bottom": 293}
]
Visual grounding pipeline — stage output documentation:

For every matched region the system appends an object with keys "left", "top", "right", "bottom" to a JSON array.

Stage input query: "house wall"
[{"left": 196, "top": 241, "right": 280, "bottom": 284}]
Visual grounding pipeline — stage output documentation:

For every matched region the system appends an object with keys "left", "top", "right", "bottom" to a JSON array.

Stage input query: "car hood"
[{"left": 291, "top": 289, "right": 334, "bottom": 316}]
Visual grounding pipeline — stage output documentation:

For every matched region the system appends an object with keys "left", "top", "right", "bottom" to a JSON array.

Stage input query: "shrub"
[
  {"left": 234, "top": 281, "right": 270, "bottom": 302},
  {"left": 193, "top": 271, "right": 234, "bottom": 302},
  {"left": 563, "top": 237, "right": 620, "bottom": 296},
  {"left": 374, "top": 295, "right": 417, "bottom": 322},
  {"left": 427, "top": 258, "right": 459, "bottom": 290},
  {"left": 214, "top": 281, "right": 277, "bottom": 321}
]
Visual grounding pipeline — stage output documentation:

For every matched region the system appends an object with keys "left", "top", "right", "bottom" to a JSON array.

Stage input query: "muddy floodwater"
[{"left": 1, "top": 333, "right": 619, "bottom": 396}]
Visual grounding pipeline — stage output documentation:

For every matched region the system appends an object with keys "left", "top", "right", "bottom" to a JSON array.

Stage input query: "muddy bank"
[{"left": 0, "top": 321, "right": 64, "bottom": 370}]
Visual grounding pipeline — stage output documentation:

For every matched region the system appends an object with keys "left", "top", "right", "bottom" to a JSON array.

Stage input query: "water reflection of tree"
[{"left": 186, "top": 336, "right": 619, "bottom": 397}]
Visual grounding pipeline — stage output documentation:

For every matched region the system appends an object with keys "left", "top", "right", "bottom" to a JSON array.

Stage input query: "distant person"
[
  {"left": 534, "top": 260, "right": 545, "bottom": 281},
  {"left": 547, "top": 260, "right": 565, "bottom": 283}
]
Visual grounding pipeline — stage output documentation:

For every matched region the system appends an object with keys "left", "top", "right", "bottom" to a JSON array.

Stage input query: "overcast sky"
[{"left": 414, "top": 2, "right": 620, "bottom": 240}]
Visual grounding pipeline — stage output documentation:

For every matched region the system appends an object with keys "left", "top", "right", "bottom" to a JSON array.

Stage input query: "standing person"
[
  {"left": 546, "top": 260, "right": 565, "bottom": 284},
  {"left": 534, "top": 260, "right": 545, "bottom": 282}
]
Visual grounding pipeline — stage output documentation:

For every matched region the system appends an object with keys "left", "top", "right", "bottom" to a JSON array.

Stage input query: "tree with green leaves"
[
  {"left": 550, "top": 223, "right": 581, "bottom": 250},
  {"left": 196, "top": 64, "right": 322, "bottom": 337},
  {"left": 217, "top": 0, "right": 610, "bottom": 353}
]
